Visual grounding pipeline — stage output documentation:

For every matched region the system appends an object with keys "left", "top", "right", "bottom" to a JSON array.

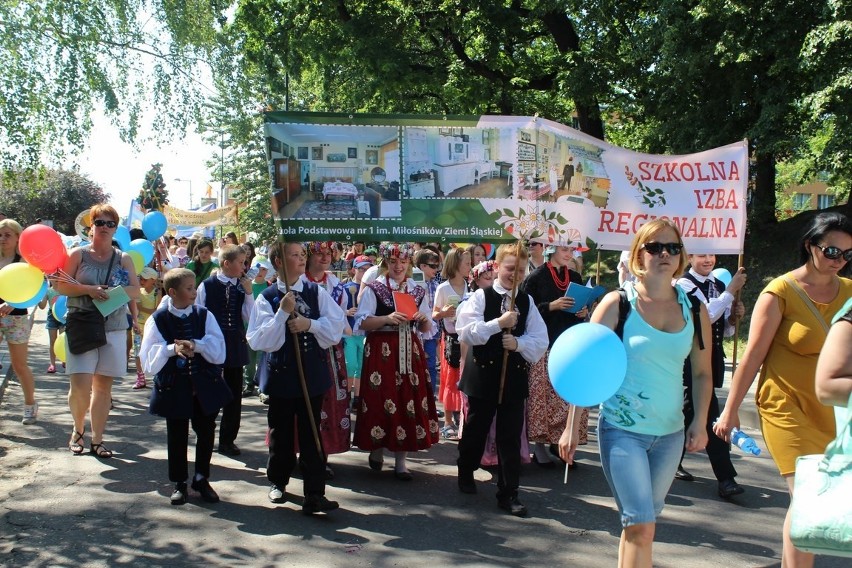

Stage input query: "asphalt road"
[{"left": 0, "top": 307, "right": 846, "bottom": 567}]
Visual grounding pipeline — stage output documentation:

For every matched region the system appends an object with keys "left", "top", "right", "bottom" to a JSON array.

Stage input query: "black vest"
[
  {"left": 202, "top": 276, "right": 249, "bottom": 367},
  {"left": 682, "top": 272, "right": 726, "bottom": 388},
  {"left": 259, "top": 283, "right": 330, "bottom": 399},
  {"left": 148, "top": 306, "right": 233, "bottom": 419},
  {"left": 459, "top": 287, "right": 531, "bottom": 401}
]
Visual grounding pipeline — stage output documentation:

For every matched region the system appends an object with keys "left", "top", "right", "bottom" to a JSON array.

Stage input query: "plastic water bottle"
[{"left": 730, "top": 427, "right": 761, "bottom": 456}]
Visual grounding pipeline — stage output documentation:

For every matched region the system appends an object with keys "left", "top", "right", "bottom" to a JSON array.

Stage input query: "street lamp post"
[{"left": 173, "top": 178, "right": 193, "bottom": 209}]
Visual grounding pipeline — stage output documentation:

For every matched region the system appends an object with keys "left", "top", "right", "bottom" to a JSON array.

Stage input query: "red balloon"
[{"left": 18, "top": 225, "right": 68, "bottom": 273}]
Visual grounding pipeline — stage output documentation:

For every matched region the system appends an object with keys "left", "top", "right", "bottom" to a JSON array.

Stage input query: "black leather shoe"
[
  {"left": 303, "top": 494, "right": 339, "bottom": 515},
  {"left": 191, "top": 478, "right": 220, "bottom": 503},
  {"left": 394, "top": 469, "right": 413, "bottom": 481},
  {"left": 368, "top": 451, "right": 383, "bottom": 471},
  {"left": 458, "top": 470, "right": 477, "bottom": 494},
  {"left": 675, "top": 465, "right": 694, "bottom": 481},
  {"left": 718, "top": 478, "right": 745, "bottom": 498},
  {"left": 170, "top": 482, "right": 187, "bottom": 506},
  {"left": 217, "top": 443, "right": 241, "bottom": 457},
  {"left": 497, "top": 496, "right": 528, "bottom": 517}
]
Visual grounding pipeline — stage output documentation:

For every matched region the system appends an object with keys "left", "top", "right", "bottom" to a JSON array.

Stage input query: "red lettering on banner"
[
  {"left": 693, "top": 188, "right": 739, "bottom": 209},
  {"left": 599, "top": 210, "right": 737, "bottom": 240},
  {"left": 635, "top": 160, "right": 739, "bottom": 183}
]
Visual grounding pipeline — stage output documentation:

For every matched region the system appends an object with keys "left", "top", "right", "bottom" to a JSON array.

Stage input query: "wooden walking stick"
[
  {"left": 497, "top": 241, "right": 525, "bottom": 405},
  {"left": 277, "top": 239, "right": 325, "bottom": 462},
  {"left": 731, "top": 253, "right": 745, "bottom": 374}
]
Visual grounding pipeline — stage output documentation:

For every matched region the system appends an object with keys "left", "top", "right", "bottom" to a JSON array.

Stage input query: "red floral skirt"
[
  {"left": 352, "top": 329, "right": 440, "bottom": 451},
  {"left": 527, "top": 351, "right": 589, "bottom": 445},
  {"left": 438, "top": 335, "right": 463, "bottom": 412}
]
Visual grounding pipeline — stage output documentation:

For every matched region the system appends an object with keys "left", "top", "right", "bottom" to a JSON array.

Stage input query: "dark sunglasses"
[
  {"left": 642, "top": 242, "right": 683, "bottom": 256},
  {"left": 425, "top": 263, "right": 440, "bottom": 269},
  {"left": 92, "top": 220, "right": 117, "bottom": 228},
  {"left": 815, "top": 244, "right": 852, "bottom": 262}
]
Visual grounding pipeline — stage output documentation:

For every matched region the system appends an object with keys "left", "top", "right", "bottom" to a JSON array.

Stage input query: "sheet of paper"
[{"left": 94, "top": 286, "right": 131, "bottom": 317}]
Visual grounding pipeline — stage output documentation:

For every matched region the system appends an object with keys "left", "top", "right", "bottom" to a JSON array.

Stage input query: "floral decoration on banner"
[
  {"left": 377, "top": 242, "right": 415, "bottom": 260},
  {"left": 137, "top": 163, "right": 169, "bottom": 212},
  {"left": 488, "top": 206, "right": 580, "bottom": 244},
  {"left": 624, "top": 165, "right": 666, "bottom": 208}
]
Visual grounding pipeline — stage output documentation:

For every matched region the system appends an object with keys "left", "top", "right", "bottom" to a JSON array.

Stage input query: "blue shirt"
[{"left": 601, "top": 281, "right": 694, "bottom": 436}]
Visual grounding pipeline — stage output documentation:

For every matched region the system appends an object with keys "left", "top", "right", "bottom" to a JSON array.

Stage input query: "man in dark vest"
[
  {"left": 676, "top": 255, "right": 747, "bottom": 498},
  {"left": 196, "top": 244, "right": 255, "bottom": 457},
  {"left": 246, "top": 242, "right": 345, "bottom": 515},
  {"left": 455, "top": 243, "right": 548, "bottom": 517}
]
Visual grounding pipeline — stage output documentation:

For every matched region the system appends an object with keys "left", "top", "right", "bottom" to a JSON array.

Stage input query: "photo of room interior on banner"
[{"left": 264, "top": 122, "right": 613, "bottom": 222}]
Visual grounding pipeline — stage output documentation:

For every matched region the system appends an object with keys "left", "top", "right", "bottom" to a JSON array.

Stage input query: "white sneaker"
[{"left": 22, "top": 402, "right": 39, "bottom": 425}]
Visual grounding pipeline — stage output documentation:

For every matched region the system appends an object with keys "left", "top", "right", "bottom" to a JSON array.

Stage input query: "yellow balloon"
[
  {"left": 127, "top": 250, "right": 145, "bottom": 274},
  {"left": 0, "top": 262, "right": 45, "bottom": 303},
  {"left": 55, "top": 332, "right": 68, "bottom": 363}
]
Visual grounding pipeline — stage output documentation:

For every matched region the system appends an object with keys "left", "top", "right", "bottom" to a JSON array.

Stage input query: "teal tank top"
[{"left": 600, "top": 281, "right": 694, "bottom": 436}]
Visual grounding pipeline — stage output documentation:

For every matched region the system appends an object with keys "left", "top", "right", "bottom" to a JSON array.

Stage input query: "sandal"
[
  {"left": 69, "top": 429, "right": 85, "bottom": 455},
  {"left": 90, "top": 442, "right": 113, "bottom": 459}
]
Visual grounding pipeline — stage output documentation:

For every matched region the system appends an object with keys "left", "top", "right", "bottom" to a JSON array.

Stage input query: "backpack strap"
[
  {"left": 687, "top": 293, "right": 705, "bottom": 350},
  {"left": 615, "top": 288, "right": 630, "bottom": 340}
]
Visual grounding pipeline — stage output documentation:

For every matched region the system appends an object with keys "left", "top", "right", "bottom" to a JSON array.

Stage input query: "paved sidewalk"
[{"left": 0, "top": 307, "right": 845, "bottom": 567}]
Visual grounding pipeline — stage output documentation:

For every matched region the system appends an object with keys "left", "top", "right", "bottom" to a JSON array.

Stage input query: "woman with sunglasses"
[
  {"left": 715, "top": 211, "right": 852, "bottom": 567},
  {"left": 53, "top": 204, "right": 140, "bottom": 458},
  {"left": 560, "top": 219, "right": 713, "bottom": 566}
]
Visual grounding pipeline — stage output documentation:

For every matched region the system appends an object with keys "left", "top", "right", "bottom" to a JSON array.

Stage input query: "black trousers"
[
  {"left": 457, "top": 395, "right": 525, "bottom": 501},
  {"left": 219, "top": 366, "right": 243, "bottom": 446},
  {"left": 166, "top": 398, "right": 217, "bottom": 482},
  {"left": 682, "top": 380, "right": 737, "bottom": 481},
  {"left": 267, "top": 393, "right": 326, "bottom": 497}
]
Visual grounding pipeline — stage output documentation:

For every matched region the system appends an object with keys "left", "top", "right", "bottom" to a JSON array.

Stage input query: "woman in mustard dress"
[{"left": 715, "top": 212, "right": 852, "bottom": 568}]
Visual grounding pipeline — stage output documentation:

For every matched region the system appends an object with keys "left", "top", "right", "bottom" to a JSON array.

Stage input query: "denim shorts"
[
  {"left": 598, "top": 416, "right": 684, "bottom": 527},
  {"left": 46, "top": 310, "right": 63, "bottom": 331}
]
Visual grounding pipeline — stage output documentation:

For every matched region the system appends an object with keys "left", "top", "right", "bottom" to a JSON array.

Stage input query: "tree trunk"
[
  {"left": 574, "top": 102, "right": 605, "bottom": 141},
  {"left": 751, "top": 151, "right": 777, "bottom": 227}
]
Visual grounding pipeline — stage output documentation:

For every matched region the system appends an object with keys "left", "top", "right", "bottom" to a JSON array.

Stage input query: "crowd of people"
[{"left": 1, "top": 205, "right": 850, "bottom": 565}]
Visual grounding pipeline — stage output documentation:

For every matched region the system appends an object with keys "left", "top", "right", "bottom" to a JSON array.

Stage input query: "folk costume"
[
  {"left": 456, "top": 281, "right": 548, "bottom": 509},
  {"left": 522, "top": 262, "right": 589, "bottom": 449},
  {"left": 141, "top": 299, "right": 228, "bottom": 490},
  {"left": 352, "top": 244, "right": 440, "bottom": 457},
  {"left": 196, "top": 273, "right": 254, "bottom": 454},
  {"left": 246, "top": 277, "right": 345, "bottom": 503}
]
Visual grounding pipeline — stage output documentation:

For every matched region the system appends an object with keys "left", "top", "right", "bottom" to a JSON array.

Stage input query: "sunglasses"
[
  {"left": 642, "top": 242, "right": 683, "bottom": 256},
  {"left": 425, "top": 263, "right": 440, "bottom": 270},
  {"left": 815, "top": 244, "right": 852, "bottom": 262},
  {"left": 92, "top": 220, "right": 117, "bottom": 228}
]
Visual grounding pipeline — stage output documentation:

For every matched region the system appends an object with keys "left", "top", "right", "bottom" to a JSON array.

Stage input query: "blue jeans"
[
  {"left": 423, "top": 338, "right": 438, "bottom": 394},
  {"left": 598, "top": 416, "right": 683, "bottom": 527}
]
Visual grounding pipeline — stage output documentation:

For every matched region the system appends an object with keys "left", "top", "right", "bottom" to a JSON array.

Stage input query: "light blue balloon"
[
  {"left": 52, "top": 294, "right": 68, "bottom": 324},
  {"left": 114, "top": 225, "right": 131, "bottom": 250},
  {"left": 711, "top": 268, "right": 732, "bottom": 287},
  {"left": 7, "top": 280, "right": 48, "bottom": 309},
  {"left": 129, "top": 238, "right": 155, "bottom": 265},
  {"left": 548, "top": 322, "right": 627, "bottom": 407},
  {"left": 141, "top": 211, "right": 168, "bottom": 241}
]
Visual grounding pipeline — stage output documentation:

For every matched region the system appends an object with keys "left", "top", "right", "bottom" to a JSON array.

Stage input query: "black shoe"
[
  {"left": 394, "top": 469, "right": 413, "bottom": 481},
  {"left": 497, "top": 496, "right": 528, "bottom": 517},
  {"left": 302, "top": 494, "right": 339, "bottom": 515},
  {"left": 170, "top": 482, "right": 187, "bottom": 506},
  {"left": 368, "top": 451, "right": 383, "bottom": 471},
  {"left": 458, "top": 469, "right": 477, "bottom": 494},
  {"left": 241, "top": 386, "right": 257, "bottom": 398},
  {"left": 532, "top": 454, "right": 556, "bottom": 469},
  {"left": 675, "top": 465, "right": 694, "bottom": 482},
  {"left": 436, "top": 409, "right": 445, "bottom": 419},
  {"left": 268, "top": 484, "right": 286, "bottom": 503},
  {"left": 217, "top": 443, "right": 241, "bottom": 457},
  {"left": 718, "top": 478, "right": 745, "bottom": 498},
  {"left": 191, "top": 478, "right": 220, "bottom": 503}
]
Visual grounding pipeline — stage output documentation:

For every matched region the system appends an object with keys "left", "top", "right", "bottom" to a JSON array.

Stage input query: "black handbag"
[
  {"left": 444, "top": 332, "right": 461, "bottom": 369},
  {"left": 65, "top": 309, "right": 107, "bottom": 354},
  {"left": 65, "top": 249, "right": 116, "bottom": 355}
]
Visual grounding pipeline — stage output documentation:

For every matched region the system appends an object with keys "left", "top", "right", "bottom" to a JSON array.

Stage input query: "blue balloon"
[
  {"left": 52, "top": 294, "right": 68, "bottom": 324},
  {"left": 114, "top": 225, "right": 131, "bottom": 250},
  {"left": 142, "top": 211, "right": 168, "bottom": 241},
  {"left": 129, "top": 238, "right": 155, "bottom": 265},
  {"left": 548, "top": 322, "right": 627, "bottom": 407},
  {"left": 711, "top": 268, "right": 732, "bottom": 287},
  {"left": 7, "top": 280, "right": 48, "bottom": 309}
]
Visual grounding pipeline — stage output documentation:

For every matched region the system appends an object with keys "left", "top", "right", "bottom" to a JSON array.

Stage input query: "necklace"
[
  {"left": 387, "top": 276, "right": 404, "bottom": 292},
  {"left": 547, "top": 262, "right": 571, "bottom": 291}
]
